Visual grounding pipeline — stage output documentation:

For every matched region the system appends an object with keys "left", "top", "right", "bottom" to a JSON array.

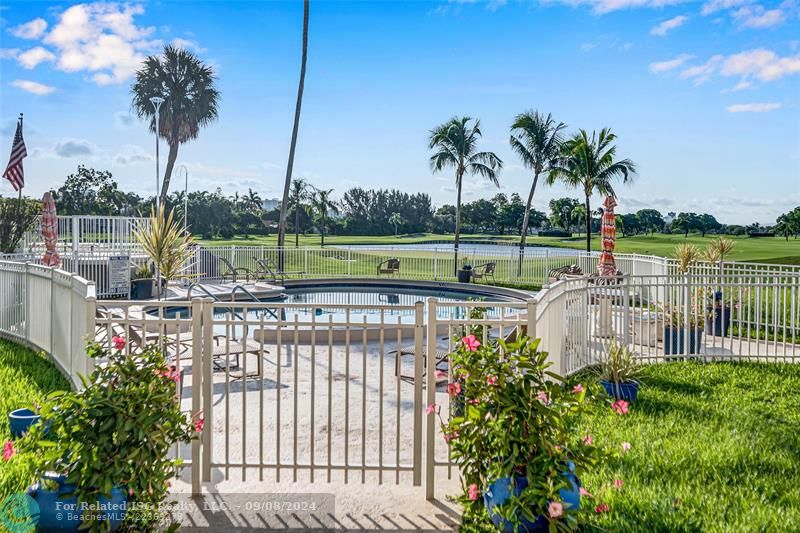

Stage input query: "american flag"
[{"left": 3, "top": 115, "right": 27, "bottom": 192}]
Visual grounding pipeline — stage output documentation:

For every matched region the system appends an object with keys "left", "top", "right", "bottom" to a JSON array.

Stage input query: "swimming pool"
[{"left": 151, "top": 280, "right": 531, "bottom": 325}]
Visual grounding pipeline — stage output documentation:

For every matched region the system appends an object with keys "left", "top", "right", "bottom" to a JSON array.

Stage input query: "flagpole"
[{"left": 15, "top": 114, "right": 24, "bottom": 231}]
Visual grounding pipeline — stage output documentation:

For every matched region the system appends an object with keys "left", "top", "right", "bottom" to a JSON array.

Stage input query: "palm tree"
[
  {"left": 509, "top": 111, "right": 566, "bottom": 274},
  {"left": 547, "top": 128, "right": 636, "bottom": 252},
  {"left": 244, "top": 188, "right": 263, "bottom": 212},
  {"left": 288, "top": 179, "right": 310, "bottom": 247},
  {"left": 389, "top": 212, "right": 404, "bottom": 235},
  {"left": 429, "top": 116, "right": 502, "bottom": 274},
  {"left": 131, "top": 45, "right": 220, "bottom": 204},
  {"left": 278, "top": 0, "right": 310, "bottom": 266},
  {"left": 310, "top": 187, "right": 338, "bottom": 246}
]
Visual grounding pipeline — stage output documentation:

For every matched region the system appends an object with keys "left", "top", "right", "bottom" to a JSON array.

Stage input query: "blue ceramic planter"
[
  {"left": 601, "top": 380, "right": 639, "bottom": 403},
  {"left": 484, "top": 466, "right": 580, "bottom": 533},
  {"left": 27, "top": 474, "right": 127, "bottom": 532},
  {"left": 9, "top": 408, "right": 40, "bottom": 438},
  {"left": 664, "top": 327, "right": 703, "bottom": 356}
]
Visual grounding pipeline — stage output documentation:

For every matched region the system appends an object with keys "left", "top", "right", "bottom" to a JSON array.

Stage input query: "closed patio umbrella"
[
  {"left": 41, "top": 191, "right": 61, "bottom": 267},
  {"left": 597, "top": 196, "right": 617, "bottom": 278}
]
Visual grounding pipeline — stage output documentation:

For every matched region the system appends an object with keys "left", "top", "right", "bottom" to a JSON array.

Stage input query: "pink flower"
[
  {"left": 579, "top": 487, "right": 592, "bottom": 498},
  {"left": 461, "top": 335, "right": 480, "bottom": 352},
  {"left": 468, "top": 398, "right": 480, "bottom": 405},
  {"left": 443, "top": 431, "right": 458, "bottom": 443},
  {"left": 486, "top": 375, "right": 498, "bottom": 386},
  {"left": 160, "top": 366, "right": 181, "bottom": 383},
  {"left": 613, "top": 479, "right": 624, "bottom": 489},
  {"left": 447, "top": 381, "right": 462, "bottom": 397},
  {"left": 425, "top": 404, "right": 436, "bottom": 415},
  {"left": 621, "top": 442, "right": 631, "bottom": 453},
  {"left": 111, "top": 336, "right": 126, "bottom": 351},
  {"left": 537, "top": 390, "right": 549, "bottom": 404},
  {"left": 595, "top": 503, "right": 610, "bottom": 514},
  {"left": 572, "top": 383, "right": 584, "bottom": 394},
  {"left": 611, "top": 400, "right": 629, "bottom": 415},
  {"left": 467, "top": 484, "right": 480, "bottom": 501},
  {"left": 2, "top": 441, "right": 14, "bottom": 461},
  {"left": 548, "top": 501, "right": 563, "bottom": 519},
  {"left": 195, "top": 417, "right": 204, "bottom": 433},
  {"left": 582, "top": 435, "right": 593, "bottom": 446},
  {"left": 434, "top": 370, "right": 448, "bottom": 379}
]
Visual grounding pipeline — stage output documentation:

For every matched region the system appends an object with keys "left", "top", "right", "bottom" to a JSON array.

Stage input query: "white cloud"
[
  {"left": 669, "top": 48, "right": 800, "bottom": 86},
  {"left": 113, "top": 144, "right": 152, "bottom": 165},
  {"left": 171, "top": 37, "right": 206, "bottom": 53},
  {"left": 679, "top": 54, "right": 723, "bottom": 84},
  {"left": 9, "top": 18, "right": 47, "bottom": 39},
  {"left": 42, "top": 3, "right": 159, "bottom": 85},
  {"left": 10, "top": 79, "right": 56, "bottom": 95},
  {"left": 649, "top": 53, "right": 693, "bottom": 73},
  {"left": 17, "top": 46, "right": 56, "bottom": 69},
  {"left": 580, "top": 42, "right": 598, "bottom": 51},
  {"left": 548, "top": 0, "right": 690, "bottom": 15},
  {"left": 732, "top": 5, "right": 785, "bottom": 28},
  {"left": 726, "top": 102, "right": 782, "bottom": 112},
  {"left": 650, "top": 15, "right": 688, "bottom": 36},
  {"left": 700, "top": 0, "right": 750, "bottom": 16},
  {"left": 0, "top": 48, "right": 19, "bottom": 59},
  {"left": 54, "top": 139, "right": 96, "bottom": 157}
]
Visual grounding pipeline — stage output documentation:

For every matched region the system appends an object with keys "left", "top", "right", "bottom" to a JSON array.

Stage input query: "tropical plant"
[
  {"left": 310, "top": 187, "right": 339, "bottom": 246},
  {"left": 702, "top": 236, "right": 736, "bottom": 264},
  {"left": 674, "top": 242, "right": 701, "bottom": 274},
  {"left": 14, "top": 339, "right": 199, "bottom": 532},
  {"left": 131, "top": 45, "right": 220, "bottom": 204},
  {"left": 243, "top": 188, "right": 263, "bottom": 212},
  {"left": 509, "top": 111, "right": 566, "bottom": 273},
  {"left": 278, "top": 0, "right": 310, "bottom": 263},
  {"left": 288, "top": 179, "right": 311, "bottom": 247},
  {"left": 133, "top": 205, "right": 196, "bottom": 298},
  {"left": 389, "top": 212, "right": 405, "bottom": 235},
  {"left": 594, "top": 338, "right": 643, "bottom": 385},
  {"left": 547, "top": 128, "right": 636, "bottom": 252},
  {"left": 429, "top": 116, "right": 502, "bottom": 274},
  {"left": 434, "top": 335, "right": 601, "bottom": 531}
]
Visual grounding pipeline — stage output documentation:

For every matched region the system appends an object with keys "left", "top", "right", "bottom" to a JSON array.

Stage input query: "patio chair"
[
  {"left": 217, "top": 256, "right": 254, "bottom": 282},
  {"left": 377, "top": 258, "right": 400, "bottom": 276},
  {"left": 252, "top": 256, "right": 305, "bottom": 283},
  {"left": 548, "top": 264, "right": 583, "bottom": 283},
  {"left": 390, "top": 344, "right": 450, "bottom": 384},
  {"left": 471, "top": 262, "right": 496, "bottom": 284}
]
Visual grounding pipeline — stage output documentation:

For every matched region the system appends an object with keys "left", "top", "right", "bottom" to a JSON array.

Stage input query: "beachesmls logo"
[{"left": 0, "top": 493, "right": 39, "bottom": 533}]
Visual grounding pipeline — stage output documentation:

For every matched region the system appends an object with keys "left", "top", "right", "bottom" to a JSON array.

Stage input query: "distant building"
[
  {"left": 262, "top": 198, "right": 279, "bottom": 210},
  {"left": 664, "top": 212, "right": 676, "bottom": 225}
]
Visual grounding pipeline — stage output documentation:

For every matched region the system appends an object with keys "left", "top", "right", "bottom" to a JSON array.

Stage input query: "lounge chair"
[
  {"left": 252, "top": 256, "right": 305, "bottom": 283},
  {"left": 471, "top": 262, "right": 496, "bottom": 284},
  {"left": 377, "top": 258, "right": 400, "bottom": 276},
  {"left": 548, "top": 264, "right": 583, "bottom": 283},
  {"left": 217, "top": 256, "right": 254, "bottom": 282}
]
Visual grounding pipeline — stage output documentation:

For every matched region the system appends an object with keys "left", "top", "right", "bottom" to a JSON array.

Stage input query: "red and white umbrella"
[
  {"left": 597, "top": 196, "right": 617, "bottom": 277},
  {"left": 41, "top": 191, "right": 61, "bottom": 267}
]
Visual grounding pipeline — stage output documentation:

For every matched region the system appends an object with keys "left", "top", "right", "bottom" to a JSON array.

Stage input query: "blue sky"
[{"left": 0, "top": 0, "right": 798, "bottom": 224}]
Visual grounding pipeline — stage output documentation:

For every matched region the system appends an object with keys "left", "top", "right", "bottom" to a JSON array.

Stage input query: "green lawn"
[
  {"left": 200, "top": 233, "right": 800, "bottom": 265},
  {"left": 0, "top": 339, "right": 71, "bottom": 497},
  {"left": 464, "top": 361, "right": 800, "bottom": 532}
]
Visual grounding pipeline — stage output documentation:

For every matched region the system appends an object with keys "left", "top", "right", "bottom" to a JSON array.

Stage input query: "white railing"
[
  {"left": 0, "top": 260, "right": 96, "bottom": 387},
  {"left": 21, "top": 215, "right": 149, "bottom": 254}
]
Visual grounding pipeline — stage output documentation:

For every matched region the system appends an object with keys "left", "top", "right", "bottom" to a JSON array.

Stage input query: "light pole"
[
  {"left": 177, "top": 164, "right": 189, "bottom": 235},
  {"left": 149, "top": 96, "right": 165, "bottom": 209}
]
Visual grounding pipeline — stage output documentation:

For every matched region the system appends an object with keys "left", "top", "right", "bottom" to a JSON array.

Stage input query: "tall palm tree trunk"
[
  {"left": 517, "top": 172, "right": 539, "bottom": 275},
  {"left": 584, "top": 194, "right": 592, "bottom": 252},
  {"left": 159, "top": 142, "right": 179, "bottom": 204},
  {"left": 278, "top": 0, "right": 309, "bottom": 269},
  {"left": 454, "top": 171, "right": 463, "bottom": 276}
]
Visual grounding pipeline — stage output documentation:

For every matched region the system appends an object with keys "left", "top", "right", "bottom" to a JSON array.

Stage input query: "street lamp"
[
  {"left": 177, "top": 164, "right": 189, "bottom": 235},
  {"left": 149, "top": 96, "right": 165, "bottom": 209}
]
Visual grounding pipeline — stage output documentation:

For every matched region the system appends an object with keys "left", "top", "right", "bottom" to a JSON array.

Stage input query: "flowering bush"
[
  {"left": 435, "top": 334, "right": 604, "bottom": 531},
  {"left": 13, "top": 339, "right": 199, "bottom": 532}
]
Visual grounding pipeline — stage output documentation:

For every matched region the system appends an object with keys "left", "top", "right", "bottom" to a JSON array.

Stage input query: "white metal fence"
[{"left": 1, "top": 256, "right": 799, "bottom": 501}]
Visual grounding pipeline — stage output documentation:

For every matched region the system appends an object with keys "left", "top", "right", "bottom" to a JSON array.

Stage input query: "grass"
[
  {"left": 200, "top": 232, "right": 800, "bottom": 265},
  {"left": 463, "top": 361, "right": 800, "bottom": 532},
  {"left": 0, "top": 339, "right": 71, "bottom": 497}
]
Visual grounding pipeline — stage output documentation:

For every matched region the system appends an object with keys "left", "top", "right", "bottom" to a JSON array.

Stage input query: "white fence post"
[
  {"left": 191, "top": 297, "right": 203, "bottom": 494},
  {"left": 202, "top": 297, "right": 214, "bottom": 483},
  {"left": 413, "top": 301, "right": 424, "bottom": 486},
  {"left": 425, "top": 297, "right": 438, "bottom": 500}
]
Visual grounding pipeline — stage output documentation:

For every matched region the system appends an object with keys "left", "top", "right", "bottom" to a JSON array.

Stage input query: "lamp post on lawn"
[
  {"left": 149, "top": 96, "right": 165, "bottom": 209},
  {"left": 177, "top": 164, "right": 189, "bottom": 235}
]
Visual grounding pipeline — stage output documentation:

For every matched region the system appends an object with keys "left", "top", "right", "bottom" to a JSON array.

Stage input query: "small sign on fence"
[{"left": 108, "top": 254, "right": 131, "bottom": 297}]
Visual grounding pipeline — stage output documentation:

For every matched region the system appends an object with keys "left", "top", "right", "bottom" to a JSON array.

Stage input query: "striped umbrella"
[
  {"left": 41, "top": 191, "right": 61, "bottom": 267},
  {"left": 597, "top": 196, "right": 617, "bottom": 277}
]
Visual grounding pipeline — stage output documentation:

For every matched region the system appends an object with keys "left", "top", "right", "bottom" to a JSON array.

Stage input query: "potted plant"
[
  {"left": 130, "top": 263, "right": 155, "bottom": 300},
  {"left": 594, "top": 339, "right": 642, "bottom": 402},
  {"left": 458, "top": 264, "right": 473, "bottom": 283},
  {"left": 10, "top": 338, "right": 199, "bottom": 532},
  {"left": 435, "top": 335, "right": 602, "bottom": 532},
  {"left": 133, "top": 205, "right": 196, "bottom": 300},
  {"left": 8, "top": 406, "right": 40, "bottom": 438},
  {"left": 663, "top": 304, "right": 706, "bottom": 356},
  {"left": 702, "top": 237, "right": 736, "bottom": 337}
]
